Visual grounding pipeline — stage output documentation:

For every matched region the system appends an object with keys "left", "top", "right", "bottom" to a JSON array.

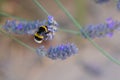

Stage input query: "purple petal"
[
  {"left": 107, "top": 33, "right": 113, "bottom": 37},
  {"left": 17, "top": 24, "right": 23, "bottom": 30},
  {"left": 106, "top": 18, "right": 115, "bottom": 28}
]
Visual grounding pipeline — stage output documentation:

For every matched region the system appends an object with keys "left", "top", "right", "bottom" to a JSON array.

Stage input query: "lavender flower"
[
  {"left": 94, "top": 0, "right": 110, "bottom": 4},
  {"left": 46, "top": 43, "right": 78, "bottom": 60},
  {"left": 3, "top": 16, "right": 58, "bottom": 35},
  {"left": 3, "top": 20, "right": 45, "bottom": 34},
  {"left": 36, "top": 43, "right": 78, "bottom": 60},
  {"left": 47, "top": 15, "right": 58, "bottom": 26},
  {"left": 80, "top": 18, "right": 120, "bottom": 38}
]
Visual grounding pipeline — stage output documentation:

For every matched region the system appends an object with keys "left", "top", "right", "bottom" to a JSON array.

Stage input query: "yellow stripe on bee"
[
  {"left": 34, "top": 33, "right": 44, "bottom": 39},
  {"left": 41, "top": 26, "right": 48, "bottom": 32}
]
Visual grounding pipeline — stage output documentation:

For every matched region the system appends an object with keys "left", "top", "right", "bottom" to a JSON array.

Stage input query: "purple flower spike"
[
  {"left": 3, "top": 20, "right": 45, "bottom": 34},
  {"left": 80, "top": 18, "right": 120, "bottom": 39},
  {"left": 36, "top": 43, "right": 78, "bottom": 60},
  {"left": 46, "top": 43, "right": 78, "bottom": 60},
  {"left": 3, "top": 16, "right": 58, "bottom": 35}
]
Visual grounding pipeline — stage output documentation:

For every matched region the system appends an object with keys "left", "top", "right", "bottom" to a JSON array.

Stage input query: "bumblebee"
[{"left": 34, "top": 25, "right": 49, "bottom": 43}]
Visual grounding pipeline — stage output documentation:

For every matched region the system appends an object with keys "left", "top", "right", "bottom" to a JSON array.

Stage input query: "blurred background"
[{"left": 0, "top": 0, "right": 120, "bottom": 80}]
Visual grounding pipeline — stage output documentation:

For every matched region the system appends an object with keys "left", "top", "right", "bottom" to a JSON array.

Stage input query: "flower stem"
[
  {"left": 0, "top": 25, "right": 36, "bottom": 52},
  {"left": 54, "top": 0, "right": 82, "bottom": 29},
  {"left": 32, "top": 0, "right": 49, "bottom": 16},
  {"left": 58, "top": 28, "right": 80, "bottom": 35},
  {"left": 0, "top": 11, "right": 25, "bottom": 20}
]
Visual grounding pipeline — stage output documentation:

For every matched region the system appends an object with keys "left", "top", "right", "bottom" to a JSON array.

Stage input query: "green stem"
[
  {"left": 32, "top": 0, "right": 49, "bottom": 15},
  {"left": 0, "top": 11, "right": 26, "bottom": 20},
  {"left": 58, "top": 28, "right": 80, "bottom": 35},
  {"left": 55, "top": 0, "right": 120, "bottom": 65},
  {"left": 89, "top": 38, "right": 120, "bottom": 65},
  {"left": 54, "top": 0, "right": 82, "bottom": 29},
  {"left": 0, "top": 26, "right": 36, "bottom": 52}
]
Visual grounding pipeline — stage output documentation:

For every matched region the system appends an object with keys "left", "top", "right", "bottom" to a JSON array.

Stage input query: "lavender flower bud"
[
  {"left": 44, "top": 32, "right": 54, "bottom": 40},
  {"left": 36, "top": 46, "right": 47, "bottom": 56},
  {"left": 47, "top": 25, "right": 57, "bottom": 33},
  {"left": 48, "top": 15, "right": 54, "bottom": 24},
  {"left": 80, "top": 18, "right": 120, "bottom": 39},
  {"left": 46, "top": 43, "right": 78, "bottom": 60},
  {"left": 47, "top": 15, "right": 58, "bottom": 26}
]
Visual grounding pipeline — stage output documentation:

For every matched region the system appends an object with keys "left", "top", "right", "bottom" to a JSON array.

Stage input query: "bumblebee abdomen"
[{"left": 34, "top": 33, "right": 44, "bottom": 43}]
